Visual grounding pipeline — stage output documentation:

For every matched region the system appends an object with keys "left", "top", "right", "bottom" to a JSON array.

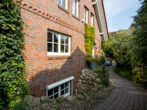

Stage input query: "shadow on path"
[{"left": 95, "top": 66, "right": 147, "bottom": 110}]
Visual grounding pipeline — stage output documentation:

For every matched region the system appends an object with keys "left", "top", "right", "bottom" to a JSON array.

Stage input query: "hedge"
[{"left": 0, "top": 0, "right": 28, "bottom": 109}]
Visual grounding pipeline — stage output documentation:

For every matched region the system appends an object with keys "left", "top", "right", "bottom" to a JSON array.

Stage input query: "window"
[
  {"left": 84, "top": 7, "right": 89, "bottom": 24},
  {"left": 91, "top": 13, "right": 94, "bottom": 26},
  {"left": 72, "top": 0, "right": 79, "bottom": 17},
  {"left": 47, "top": 31, "right": 71, "bottom": 56},
  {"left": 47, "top": 82, "right": 70, "bottom": 99},
  {"left": 58, "top": 0, "right": 68, "bottom": 9},
  {"left": 46, "top": 77, "right": 74, "bottom": 99}
]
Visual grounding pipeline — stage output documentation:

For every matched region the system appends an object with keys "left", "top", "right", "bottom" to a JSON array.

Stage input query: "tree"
[
  {"left": 109, "top": 30, "right": 133, "bottom": 67},
  {"left": 131, "top": 0, "right": 147, "bottom": 86},
  {"left": 132, "top": 0, "right": 147, "bottom": 67}
]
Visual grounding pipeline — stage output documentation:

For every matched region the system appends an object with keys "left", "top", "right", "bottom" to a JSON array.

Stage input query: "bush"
[
  {"left": 0, "top": 83, "right": 10, "bottom": 110},
  {"left": 0, "top": 0, "right": 28, "bottom": 108},
  {"left": 93, "top": 65, "right": 109, "bottom": 87},
  {"left": 132, "top": 67, "right": 147, "bottom": 89},
  {"left": 114, "top": 67, "right": 132, "bottom": 80}
]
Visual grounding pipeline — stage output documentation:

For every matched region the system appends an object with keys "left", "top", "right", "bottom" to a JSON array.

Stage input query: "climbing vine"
[
  {"left": 85, "top": 24, "right": 95, "bottom": 60},
  {"left": 0, "top": 0, "right": 28, "bottom": 109}
]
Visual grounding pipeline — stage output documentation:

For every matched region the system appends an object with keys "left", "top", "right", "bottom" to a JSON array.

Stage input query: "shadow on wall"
[{"left": 28, "top": 47, "right": 86, "bottom": 97}]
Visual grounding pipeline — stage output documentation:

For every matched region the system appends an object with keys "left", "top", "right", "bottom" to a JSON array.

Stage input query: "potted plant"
[{"left": 86, "top": 57, "right": 98, "bottom": 69}]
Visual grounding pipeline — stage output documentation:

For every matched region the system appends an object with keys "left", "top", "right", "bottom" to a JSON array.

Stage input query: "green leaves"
[
  {"left": 0, "top": 0, "right": 28, "bottom": 109},
  {"left": 85, "top": 24, "right": 95, "bottom": 57}
]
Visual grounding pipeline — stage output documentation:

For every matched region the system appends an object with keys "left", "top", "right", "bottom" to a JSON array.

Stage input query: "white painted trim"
[
  {"left": 91, "top": 14, "right": 94, "bottom": 26},
  {"left": 47, "top": 52, "right": 70, "bottom": 56},
  {"left": 46, "top": 76, "right": 74, "bottom": 90},
  {"left": 47, "top": 31, "right": 71, "bottom": 56},
  {"left": 76, "top": 0, "right": 79, "bottom": 17},
  {"left": 92, "top": 48, "right": 95, "bottom": 58},
  {"left": 65, "top": 0, "right": 68, "bottom": 9}
]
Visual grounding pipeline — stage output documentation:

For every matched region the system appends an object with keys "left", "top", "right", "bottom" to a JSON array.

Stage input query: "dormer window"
[
  {"left": 58, "top": 0, "right": 68, "bottom": 9},
  {"left": 72, "top": 0, "right": 79, "bottom": 17}
]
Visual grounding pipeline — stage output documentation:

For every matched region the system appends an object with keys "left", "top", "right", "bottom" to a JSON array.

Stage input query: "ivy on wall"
[
  {"left": 0, "top": 0, "right": 28, "bottom": 109},
  {"left": 84, "top": 24, "right": 95, "bottom": 57}
]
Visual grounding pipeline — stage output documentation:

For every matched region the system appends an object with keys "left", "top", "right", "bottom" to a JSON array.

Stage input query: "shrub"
[
  {"left": 114, "top": 67, "right": 132, "bottom": 80},
  {"left": 93, "top": 65, "right": 109, "bottom": 87},
  {"left": 0, "top": 0, "right": 28, "bottom": 108},
  {"left": 0, "top": 83, "right": 10, "bottom": 110}
]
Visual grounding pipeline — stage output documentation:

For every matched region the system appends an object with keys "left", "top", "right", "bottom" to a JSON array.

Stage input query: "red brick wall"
[{"left": 20, "top": 0, "right": 102, "bottom": 97}]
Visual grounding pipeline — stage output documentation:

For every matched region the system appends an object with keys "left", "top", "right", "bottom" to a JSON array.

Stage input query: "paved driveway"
[{"left": 95, "top": 70, "right": 147, "bottom": 110}]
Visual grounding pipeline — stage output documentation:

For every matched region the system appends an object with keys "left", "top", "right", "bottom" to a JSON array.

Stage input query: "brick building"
[{"left": 19, "top": 0, "right": 109, "bottom": 98}]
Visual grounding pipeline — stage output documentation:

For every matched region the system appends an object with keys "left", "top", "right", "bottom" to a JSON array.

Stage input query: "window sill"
[
  {"left": 48, "top": 56, "right": 72, "bottom": 60},
  {"left": 58, "top": 4, "right": 69, "bottom": 14},
  {"left": 72, "top": 14, "right": 80, "bottom": 21}
]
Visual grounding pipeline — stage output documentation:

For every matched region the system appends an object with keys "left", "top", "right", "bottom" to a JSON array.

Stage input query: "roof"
[{"left": 92, "top": 0, "right": 109, "bottom": 41}]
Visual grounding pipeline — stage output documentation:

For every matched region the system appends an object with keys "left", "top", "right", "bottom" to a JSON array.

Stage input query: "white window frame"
[
  {"left": 46, "top": 76, "right": 74, "bottom": 98},
  {"left": 91, "top": 13, "right": 94, "bottom": 26},
  {"left": 92, "top": 47, "right": 95, "bottom": 58},
  {"left": 47, "top": 31, "right": 71, "bottom": 56},
  {"left": 84, "top": 7, "right": 89, "bottom": 24},
  {"left": 72, "top": 0, "right": 79, "bottom": 17},
  {"left": 58, "top": 0, "right": 68, "bottom": 9}
]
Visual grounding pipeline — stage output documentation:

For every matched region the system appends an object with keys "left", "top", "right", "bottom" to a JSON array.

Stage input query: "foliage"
[
  {"left": 114, "top": 67, "right": 132, "bottom": 80},
  {"left": 85, "top": 24, "right": 95, "bottom": 57},
  {"left": 131, "top": 0, "right": 147, "bottom": 87},
  {"left": 109, "top": 30, "right": 133, "bottom": 67},
  {"left": 132, "top": 0, "right": 147, "bottom": 67},
  {"left": 93, "top": 65, "right": 109, "bottom": 87},
  {"left": 102, "top": 34, "right": 113, "bottom": 57},
  {"left": 0, "top": 83, "right": 10, "bottom": 110},
  {"left": 106, "top": 0, "right": 147, "bottom": 88},
  {"left": 0, "top": 0, "right": 28, "bottom": 108}
]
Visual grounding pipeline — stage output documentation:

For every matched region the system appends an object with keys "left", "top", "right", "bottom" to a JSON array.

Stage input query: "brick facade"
[{"left": 20, "top": 0, "right": 103, "bottom": 97}]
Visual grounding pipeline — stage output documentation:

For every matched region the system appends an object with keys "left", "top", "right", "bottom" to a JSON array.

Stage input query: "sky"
[{"left": 103, "top": 0, "right": 141, "bottom": 32}]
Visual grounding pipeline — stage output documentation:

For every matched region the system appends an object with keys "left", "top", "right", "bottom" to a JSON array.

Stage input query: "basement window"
[
  {"left": 46, "top": 77, "right": 74, "bottom": 99},
  {"left": 47, "top": 31, "right": 71, "bottom": 56}
]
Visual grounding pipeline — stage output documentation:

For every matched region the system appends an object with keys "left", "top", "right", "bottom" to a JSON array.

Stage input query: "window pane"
[
  {"left": 54, "top": 34, "right": 58, "bottom": 43},
  {"left": 48, "top": 89, "right": 53, "bottom": 97},
  {"left": 65, "top": 45, "right": 68, "bottom": 53},
  {"left": 48, "top": 43, "right": 53, "bottom": 52},
  {"left": 61, "top": 84, "right": 64, "bottom": 90},
  {"left": 54, "top": 44, "right": 58, "bottom": 52},
  {"left": 54, "top": 93, "right": 59, "bottom": 98},
  {"left": 54, "top": 87, "right": 58, "bottom": 93},
  {"left": 48, "top": 32, "right": 53, "bottom": 42},
  {"left": 72, "top": 0, "right": 76, "bottom": 15},
  {"left": 58, "top": 0, "right": 61, "bottom": 5},
  {"left": 65, "top": 88, "right": 69, "bottom": 94},
  {"left": 61, "top": 36, "right": 64, "bottom": 44},
  {"left": 62, "top": 0, "right": 65, "bottom": 7},
  {"left": 61, "top": 90, "right": 64, "bottom": 96},
  {"left": 65, "top": 36, "right": 68, "bottom": 44},
  {"left": 61, "top": 44, "right": 64, "bottom": 53},
  {"left": 65, "top": 82, "right": 69, "bottom": 88},
  {"left": 49, "top": 96, "right": 53, "bottom": 99}
]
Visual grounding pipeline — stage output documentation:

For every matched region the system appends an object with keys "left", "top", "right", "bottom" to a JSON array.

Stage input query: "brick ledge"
[
  {"left": 48, "top": 56, "right": 72, "bottom": 60},
  {"left": 19, "top": 2, "right": 84, "bottom": 34}
]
